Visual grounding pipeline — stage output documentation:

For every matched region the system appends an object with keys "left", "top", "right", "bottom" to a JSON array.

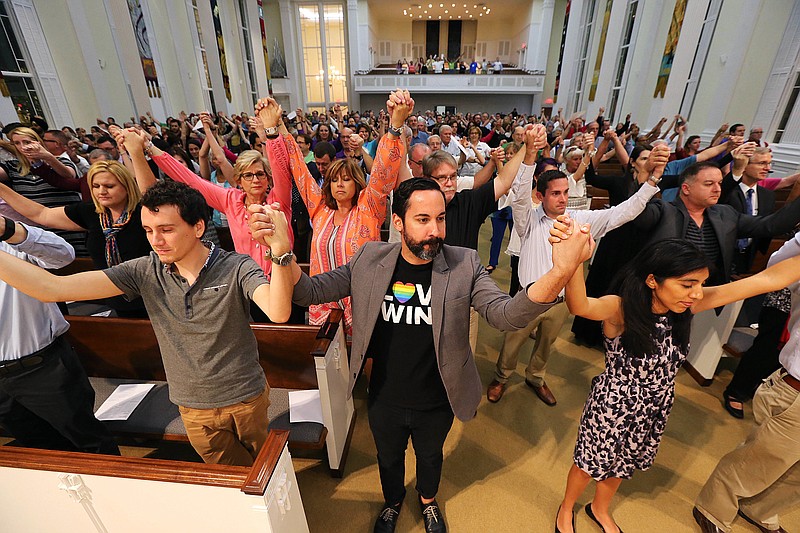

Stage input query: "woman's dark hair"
[
  {"left": 393, "top": 178, "right": 445, "bottom": 221},
  {"left": 534, "top": 157, "right": 559, "bottom": 177},
  {"left": 627, "top": 143, "right": 652, "bottom": 173},
  {"left": 141, "top": 179, "right": 210, "bottom": 229},
  {"left": 168, "top": 146, "right": 192, "bottom": 168},
  {"left": 684, "top": 135, "right": 701, "bottom": 150},
  {"left": 611, "top": 239, "right": 710, "bottom": 358}
]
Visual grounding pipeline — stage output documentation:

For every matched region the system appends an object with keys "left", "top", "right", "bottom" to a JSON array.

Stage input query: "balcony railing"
[{"left": 353, "top": 72, "right": 544, "bottom": 94}]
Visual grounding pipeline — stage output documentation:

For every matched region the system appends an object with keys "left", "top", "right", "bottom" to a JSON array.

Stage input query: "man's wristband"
[
  {"left": 0, "top": 216, "right": 17, "bottom": 242},
  {"left": 387, "top": 125, "right": 402, "bottom": 137}
]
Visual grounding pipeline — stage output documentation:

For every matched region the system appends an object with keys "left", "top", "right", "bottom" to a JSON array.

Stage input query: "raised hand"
[
  {"left": 550, "top": 216, "right": 594, "bottom": 269},
  {"left": 582, "top": 133, "right": 596, "bottom": 151},
  {"left": 19, "top": 140, "right": 48, "bottom": 161},
  {"left": 247, "top": 203, "right": 291, "bottom": 253},
  {"left": 199, "top": 112, "right": 216, "bottom": 131},
  {"left": 249, "top": 116, "right": 265, "bottom": 135},
  {"left": 727, "top": 135, "right": 745, "bottom": 150},
  {"left": 732, "top": 142, "right": 757, "bottom": 162},
  {"left": 348, "top": 133, "right": 364, "bottom": 152},
  {"left": 387, "top": 89, "right": 414, "bottom": 128},
  {"left": 524, "top": 124, "right": 548, "bottom": 152},
  {"left": 254, "top": 97, "right": 282, "bottom": 129},
  {"left": 645, "top": 143, "right": 670, "bottom": 178},
  {"left": 603, "top": 129, "right": 617, "bottom": 141}
]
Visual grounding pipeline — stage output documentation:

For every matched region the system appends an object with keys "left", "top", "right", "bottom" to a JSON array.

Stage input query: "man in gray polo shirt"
[{"left": 0, "top": 180, "right": 295, "bottom": 466}]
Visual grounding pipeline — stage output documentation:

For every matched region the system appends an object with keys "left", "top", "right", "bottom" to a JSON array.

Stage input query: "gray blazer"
[{"left": 293, "top": 241, "right": 555, "bottom": 421}]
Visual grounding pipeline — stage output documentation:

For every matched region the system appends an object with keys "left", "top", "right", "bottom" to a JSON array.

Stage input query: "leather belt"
[
  {"left": 782, "top": 367, "right": 800, "bottom": 392},
  {"left": 0, "top": 337, "right": 60, "bottom": 378}
]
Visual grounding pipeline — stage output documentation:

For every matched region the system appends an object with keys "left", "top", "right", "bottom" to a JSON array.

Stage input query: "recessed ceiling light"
[
  {"left": 438, "top": 15, "right": 441, "bottom": 18},
  {"left": 445, "top": 9, "right": 448, "bottom": 12},
  {"left": 458, "top": 15, "right": 461, "bottom": 18},
  {"left": 465, "top": 9, "right": 469, "bottom": 12}
]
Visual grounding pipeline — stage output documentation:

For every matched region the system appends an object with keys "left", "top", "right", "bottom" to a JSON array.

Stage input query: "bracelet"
[
  {"left": 0, "top": 216, "right": 16, "bottom": 242},
  {"left": 387, "top": 125, "right": 402, "bottom": 137},
  {"left": 143, "top": 141, "right": 154, "bottom": 155}
]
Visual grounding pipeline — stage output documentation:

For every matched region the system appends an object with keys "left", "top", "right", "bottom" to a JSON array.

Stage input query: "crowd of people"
[
  {"left": 394, "top": 55, "right": 505, "bottom": 75},
  {"left": 1, "top": 90, "right": 800, "bottom": 533}
]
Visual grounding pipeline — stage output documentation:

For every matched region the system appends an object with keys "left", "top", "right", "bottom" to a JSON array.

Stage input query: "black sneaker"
[
  {"left": 420, "top": 498, "right": 446, "bottom": 533},
  {"left": 373, "top": 503, "right": 401, "bottom": 533}
]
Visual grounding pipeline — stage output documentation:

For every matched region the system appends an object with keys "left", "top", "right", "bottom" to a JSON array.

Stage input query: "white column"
[
  {"left": 345, "top": 0, "right": 362, "bottom": 110},
  {"left": 163, "top": 0, "right": 204, "bottom": 111},
  {"left": 64, "top": 0, "right": 113, "bottom": 119},
  {"left": 528, "top": 0, "right": 555, "bottom": 73},
  {"left": 278, "top": 0, "right": 304, "bottom": 110},
  {"left": 555, "top": 0, "right": 585, "bottom": 113}
]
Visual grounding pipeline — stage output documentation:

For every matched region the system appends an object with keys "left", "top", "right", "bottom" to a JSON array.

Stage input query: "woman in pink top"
[
  {"left": 123, "top": 129, "right": 292, "bottom": 277},
  {"left": 260, "top": 91, "right": 411, "bottom": 335}
]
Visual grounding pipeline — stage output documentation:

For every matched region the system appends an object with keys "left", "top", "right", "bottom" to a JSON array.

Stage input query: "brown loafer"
[
  {"left": 526, "top": 379, "right": 557, "bottom": 406},
  {"left": 738, "top": 510, "right": 788, "bottom": 533},
  {"left": 487, "top": 380, "right": 506, "bottom": 403},
  {"left": 693, "top": 507, "right": 724, "bottom": 533}
]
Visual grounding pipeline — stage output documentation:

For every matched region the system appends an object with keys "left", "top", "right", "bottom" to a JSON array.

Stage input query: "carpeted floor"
[{"left": 292, "top": 220, "right": 800, "bottom": 532}]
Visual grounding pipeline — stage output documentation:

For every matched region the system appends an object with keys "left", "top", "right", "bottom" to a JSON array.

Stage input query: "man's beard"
[{"left": 405, "top": 235, "right": 444, "bottom": 261}]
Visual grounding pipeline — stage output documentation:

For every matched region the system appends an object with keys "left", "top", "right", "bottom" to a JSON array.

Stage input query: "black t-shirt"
[
  {"left": 444, "top": 180, "right": 497, "bottom": 250},
  {"left": 63, "top": 202, "right": 152, "bottom": 269},
  {"left": 366, "top": 255, "right": 448, "bottom": 409}
]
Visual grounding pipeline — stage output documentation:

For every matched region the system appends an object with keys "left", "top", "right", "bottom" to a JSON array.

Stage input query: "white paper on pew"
[
  {"left": 95, "top": 384, "right": 155, "bottom": 421},
  {"left": 286, "top": 111, "right": 297, "bottom": 120},
  {"left": 288, "top": 390, "right": 324, "bottom": 424},
  {"left": 192, "top": 118, "right": 204, "bottom": 131}
]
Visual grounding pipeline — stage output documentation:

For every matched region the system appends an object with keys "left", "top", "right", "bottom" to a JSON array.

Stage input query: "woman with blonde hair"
[
  {"left": 0, "top": 159, "right": 152, "bottom": 317},
  {"left": 1, "top": 126, "right": 87, "bottom": 254}
]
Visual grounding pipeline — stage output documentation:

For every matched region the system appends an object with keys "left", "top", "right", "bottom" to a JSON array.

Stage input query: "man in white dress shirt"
[{"left": 0, "top": 215, "right": 118, "bottom": 454}]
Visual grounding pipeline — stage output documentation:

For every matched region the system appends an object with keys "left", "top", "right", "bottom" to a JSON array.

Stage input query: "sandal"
[
  {"left": 485, "top": 265, "right": 496, "bottom": 274},
  {"left": 723, "top": 392, "right": 745, "bottom": 419}
]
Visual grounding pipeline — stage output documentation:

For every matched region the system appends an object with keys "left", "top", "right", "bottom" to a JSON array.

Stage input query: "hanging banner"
[
  {"left": 126, "top": 0, "right": 161, "bottom": 98},
  {"left": 654, "top": 0, "right": 688, "bottom": 98},
  {"left": 588, "top": 0, "right": 612, "bottom": 101},
  {"left": 209, "top": 0, "right": 231, "bottom": 102}
]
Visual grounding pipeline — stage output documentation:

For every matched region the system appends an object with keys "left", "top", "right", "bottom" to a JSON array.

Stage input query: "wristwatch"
[
  {"left": 263, "top": 126, "right": 279, "bottom": 138},
  {"left": 266, "top": 249, "right": 294, "bottom": 266},
  {"left": 647, "top": 175, "right": 662, "bottom": 186},
  {"left": 387, "top": 124, "right": 402, "bottom": 137}
]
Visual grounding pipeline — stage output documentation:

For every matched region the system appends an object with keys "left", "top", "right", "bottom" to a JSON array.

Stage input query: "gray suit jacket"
[{"left": 293, "top": 241, "right": 555, "bottom": 421}]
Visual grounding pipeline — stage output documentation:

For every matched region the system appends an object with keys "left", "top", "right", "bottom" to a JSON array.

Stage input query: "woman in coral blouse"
[{"left": 261, "top": 91, "right": 411, "bottom": 335}]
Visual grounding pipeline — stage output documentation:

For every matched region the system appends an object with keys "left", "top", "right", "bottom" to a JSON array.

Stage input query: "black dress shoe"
[
  {"left": 585, "top": 502, "right": 624, "bottom": 532},
  {"left": 555, "top": 504, "right": 575, "bottom": 533},
  {"left": 723, "top": 392, "right": 745, "bottom": 419},
  {"left": 420, "top": 498, "right": 446, "bottom": 533},
  {"left": 373, "top": 503, "right": 401, "bottom": 533},
  {"left": 737, "top": 510, "right": 788, "bottom": 532},
  {"left": 693, "top": 507, "right": 724, "bottom": 533}
]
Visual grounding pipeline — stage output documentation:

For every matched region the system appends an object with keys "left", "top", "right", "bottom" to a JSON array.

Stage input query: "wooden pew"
[
  {"left": 0, "top": 430, "right": 310, "bottom": 532},
  {"left": 65, "top": 309, "right": 355, "bottom": 477}
]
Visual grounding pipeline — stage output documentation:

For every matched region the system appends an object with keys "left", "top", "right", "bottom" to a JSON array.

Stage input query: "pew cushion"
[{"left": 89, "top": 378, "right": 326, "bottom": 447}]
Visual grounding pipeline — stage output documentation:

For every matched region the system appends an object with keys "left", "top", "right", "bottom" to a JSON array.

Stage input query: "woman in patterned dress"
[
  {"left": 264, "top": 90, "right": 410, "bottom": 336},
  {"left": 550, "top": 235, "right": 800, "bottom": 533}
]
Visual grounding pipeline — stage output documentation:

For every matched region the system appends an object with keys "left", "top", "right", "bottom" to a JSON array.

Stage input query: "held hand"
[
  {"left": 254, "top": 97, "right": 282, "bottom": 129},
  {"left": 645, "top": 144, "right": 670, "bottom": 178},
  {"left": 247, "top": 203, "right": 290, "bottom": 253},
  {"left": 249, "top": 116, "right": 265, "bottom": 134},
  {"left": 121, "top": 128, "right": 147, "bottom": 153},
  {"left": 524, "top": 124, "right": 548, "bottom": 152},
  {"left": 348, "top": 133, "right": 364, "bottom": 151},
  {"left": 387, "top": 89, "right": 414, "bottom": 127},
  {"left": 200, "top": 112, "right": 215, "bottom": 131},
  {"left": 582, "top": 133, "right": 596, "bottom": 151},
  {"left": 727, "top": 135, "right": 744, "bottom": 149},
  {"left": 490, "top": 146, "right": 506, "bottom": 164},
  {"left": 732, "top": 142, "right": 757, "bottom": 162},
  {"left": 603, "top": 129, "right": 616, "bottom": 141},
  {"left": 551, "top": 218, "right": 594, "bottom": 271}
]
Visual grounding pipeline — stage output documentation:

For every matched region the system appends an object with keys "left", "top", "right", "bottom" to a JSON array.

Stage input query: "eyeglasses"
[
  {"left": 43, "top": 138, "right": 58, "bottom": 144},
  {"left": 430, "top": 173, "right": 457, "bottom": 183},
  {"left": 240, "top": 171, "right": 268, "bottom": 181},
  {"left": 409, "top": 158, "right": 422, "bottom": 165}
]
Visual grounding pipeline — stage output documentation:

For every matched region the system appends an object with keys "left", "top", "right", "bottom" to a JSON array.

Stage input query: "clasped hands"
[
  {"left": 548, "top": 215, "right": 594, "bottom": 272},
  {"left": 247, "top": 203, "right": 291, "bottom": 256}
]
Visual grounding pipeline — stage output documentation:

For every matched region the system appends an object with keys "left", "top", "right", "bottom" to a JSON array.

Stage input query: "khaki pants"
[
  {"left": 494, "top": 302, "right": 569, "bottom": 385},
  {"left": 695, "top": 369, "right": 800, "bottom": 532},
  {"left": 179, "top": 387, "right": 271, "bottom": 466}
]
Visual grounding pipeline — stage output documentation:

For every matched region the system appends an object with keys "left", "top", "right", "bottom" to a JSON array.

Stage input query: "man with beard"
[{"left": 255, "top": 177, "right": 592, "bottom": 533}]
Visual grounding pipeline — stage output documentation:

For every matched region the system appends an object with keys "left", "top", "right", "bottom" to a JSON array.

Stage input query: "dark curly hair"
[{"left": 140, "top": 179, "right": 210, "bottom": 230}]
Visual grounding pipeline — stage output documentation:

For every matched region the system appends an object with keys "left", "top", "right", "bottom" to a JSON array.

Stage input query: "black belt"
[
  {"left": 0, "top": 337, "right": 61, "bottom": 378},
  {"left": 782, "top": 367, "right": 800, "bottom": 392}
]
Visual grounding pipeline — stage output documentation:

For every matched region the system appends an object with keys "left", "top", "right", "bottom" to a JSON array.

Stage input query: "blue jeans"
[{"left": 489, "top": 206, "right": 513, "bottom": 267}]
